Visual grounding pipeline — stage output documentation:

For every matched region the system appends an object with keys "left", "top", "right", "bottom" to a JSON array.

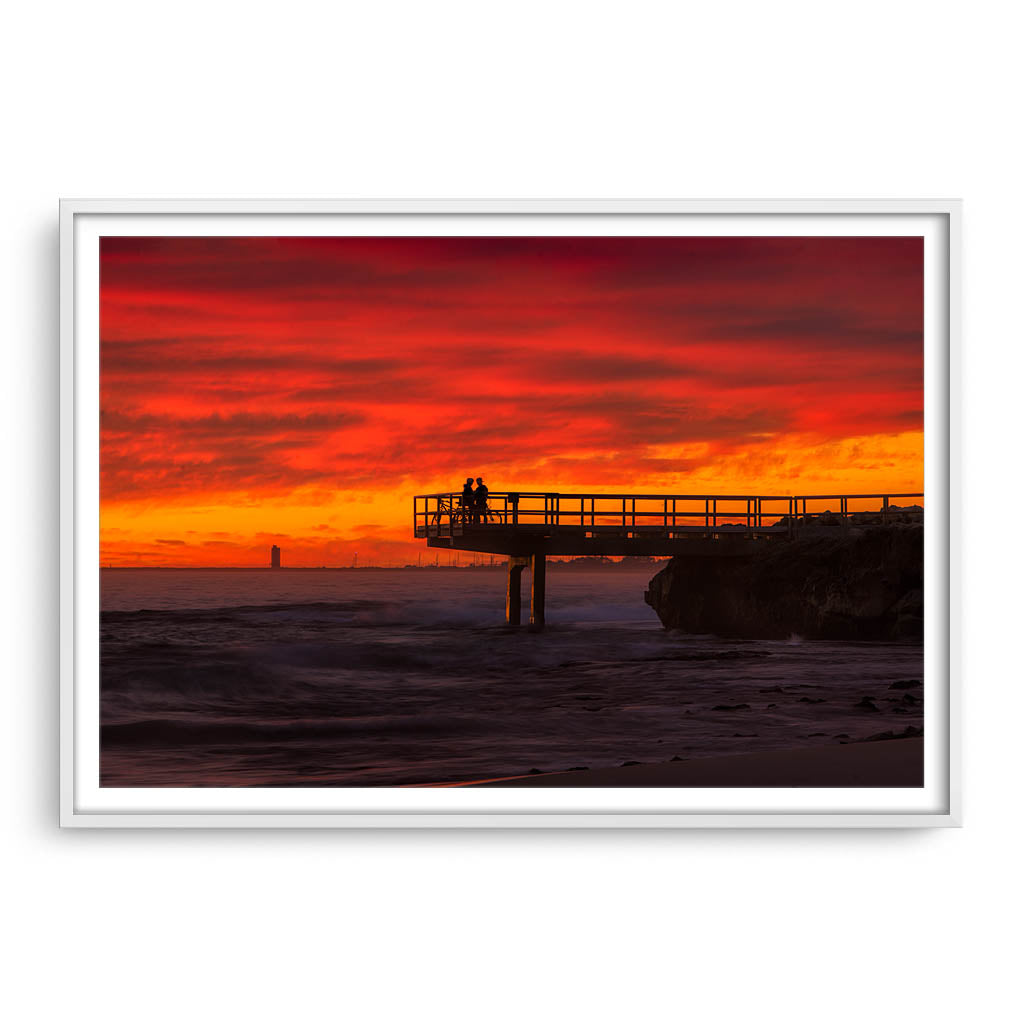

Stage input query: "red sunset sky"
[{"left": 100, "top": 235, "right": 923, "bottom": 567}]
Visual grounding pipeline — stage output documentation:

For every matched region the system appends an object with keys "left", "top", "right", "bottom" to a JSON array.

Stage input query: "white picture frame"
[{"left": 60, "top": 198, "right": 960, "bottom": 828}]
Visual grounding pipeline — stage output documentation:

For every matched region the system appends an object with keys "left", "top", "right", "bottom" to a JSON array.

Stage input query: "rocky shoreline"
[{"left": 644, "top": 524, "right": 923, "bottom": 641}]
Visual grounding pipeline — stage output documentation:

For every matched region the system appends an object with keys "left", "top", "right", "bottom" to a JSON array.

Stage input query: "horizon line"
[{"left": 101, "top": 557, "right": 668, "bottom": 571}]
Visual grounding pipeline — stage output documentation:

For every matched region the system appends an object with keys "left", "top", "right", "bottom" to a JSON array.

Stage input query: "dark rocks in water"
[
  {"left": 644, "top": 525, "right": 923, "bottom": 641},
  {"left": 861, "top": 725, "right": 924, "bottom": 742},
  {"left": 798, "top": 696, "right": 826, "bottom": 704},
  {"left": 712, "top": 703, "right": 751, "bottom": 711},
  {"left": 849, "top": 504, "right": 923, "bottom": 526},
  {"left": 901, "top": 692, "right": 921, "bottom": 706},
  {"left": 855, "top": 696, "right": 880, "bottom": 712},
  {"left": 891, "top": 589, "right": 923, "bottom": 638},
  {"left": 670, "top": 755, "right": 685, "bottom": 762},
  {"left": 620, "top": 760, "right": 641, "bottom": 767},
  {"left": 889, "top": 678, "right": 922, "bottom": 689}
]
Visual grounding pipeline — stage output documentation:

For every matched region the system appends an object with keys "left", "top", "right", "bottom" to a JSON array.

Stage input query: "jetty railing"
[{"left": 413, "top": 491, "right": 924, "bottom": 540}]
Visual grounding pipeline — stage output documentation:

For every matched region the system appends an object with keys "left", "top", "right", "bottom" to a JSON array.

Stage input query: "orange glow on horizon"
[{"left": 100, "top": 236, "right": 923, "bottom": 567}]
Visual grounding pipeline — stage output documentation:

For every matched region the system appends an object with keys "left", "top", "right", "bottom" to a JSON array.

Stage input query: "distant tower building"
[{"left": 270, "top": 545, "right": 281, "bottom": 569}]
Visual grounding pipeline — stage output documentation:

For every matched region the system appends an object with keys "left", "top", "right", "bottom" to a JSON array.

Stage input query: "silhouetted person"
[
  {"left": 459, "top": 477, "right": 474, "bottom": 523},
  {"left": 474, "top": 476, "right": 490, "bottom": 524}
]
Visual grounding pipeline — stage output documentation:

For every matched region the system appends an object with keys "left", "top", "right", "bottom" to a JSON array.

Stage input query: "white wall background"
[{"left": 3, "top": 2, "right": 1020, "bottom": 1021}]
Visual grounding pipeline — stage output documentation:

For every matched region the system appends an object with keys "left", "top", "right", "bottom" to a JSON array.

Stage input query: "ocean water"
[{"left": 100, "top": 568, "right": 924, "bottom": 786}]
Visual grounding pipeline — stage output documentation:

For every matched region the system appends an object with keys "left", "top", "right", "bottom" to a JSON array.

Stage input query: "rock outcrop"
[{"left": 644, "top": 525, "right": 923, "bottom": 641}]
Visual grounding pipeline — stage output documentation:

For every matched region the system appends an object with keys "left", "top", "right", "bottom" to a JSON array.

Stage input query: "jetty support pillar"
[
  {"left": 506, "top": 555, "right": 530, "bottom": 625},
  {"left": 530, "top": 553, "right": 546, "bottom": 629}
]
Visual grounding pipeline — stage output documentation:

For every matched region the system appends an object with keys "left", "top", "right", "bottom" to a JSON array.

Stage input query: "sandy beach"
[{"left": 465, "top": 737, "right": 923, "bottom": 788}]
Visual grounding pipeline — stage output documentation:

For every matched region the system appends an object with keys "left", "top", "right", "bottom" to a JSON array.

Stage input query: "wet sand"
[{"left": 466, "top": 737, "right": 923, "bottom": 787}]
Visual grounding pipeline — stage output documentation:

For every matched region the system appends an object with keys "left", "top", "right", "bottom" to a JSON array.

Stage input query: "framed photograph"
[{"left": 60, "top": 199, "right": 959, "bottom": 827}]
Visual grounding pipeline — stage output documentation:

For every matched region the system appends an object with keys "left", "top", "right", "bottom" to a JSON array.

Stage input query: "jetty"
[{"left": 413, "top": 490, "right": 923, "bottom": 628}]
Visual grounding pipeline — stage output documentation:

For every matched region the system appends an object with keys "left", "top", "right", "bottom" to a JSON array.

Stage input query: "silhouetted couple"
[{"left": 460, "top": 476, "right": 490, "bottom": 524}]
